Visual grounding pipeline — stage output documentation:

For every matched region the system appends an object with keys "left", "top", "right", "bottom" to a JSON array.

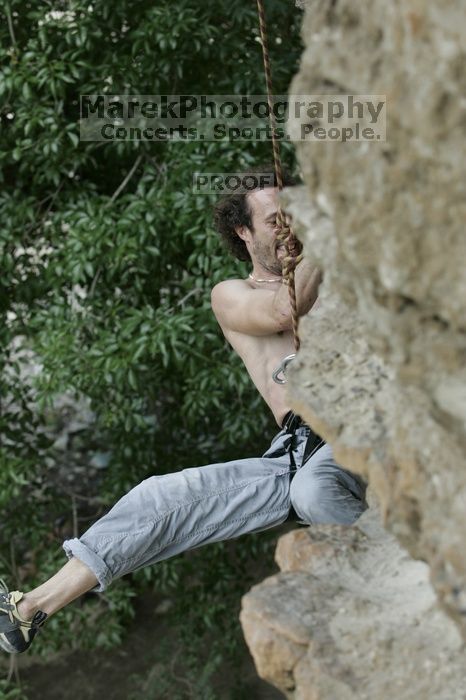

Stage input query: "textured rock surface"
[
  {"left": 241, "top": 505, "right": 466, "bottom": 700},
  {"left": 284, "top": 0, "right": 466, "bottom": 635},
  {"left": 241, "top": 0, "right": 466, "bottom": 697}
]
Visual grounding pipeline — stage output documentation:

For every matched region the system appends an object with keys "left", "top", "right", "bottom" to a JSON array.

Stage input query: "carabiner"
[{"left": 272, "top": 353, "right": 296, "bottom": 385}]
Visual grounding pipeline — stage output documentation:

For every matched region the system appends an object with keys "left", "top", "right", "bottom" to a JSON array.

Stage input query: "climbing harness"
[
  {"left": 256, "top": 0, "right": 303, "bottom": 385},
  {"left": 281, "top": 411, "right": 326, "bottom": 522},
  {"left": 282, "top": 411, "right": 325, "bottom": 471}
]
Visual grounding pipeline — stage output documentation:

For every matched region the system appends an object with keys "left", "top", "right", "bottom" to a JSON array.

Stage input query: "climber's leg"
[
  {"left": 49, "top": 425, "right": 303, "bottom": 598},
  {"left": 289, "top": 443, "right": 368, "bottom": 525},
  {"left": 17, "top": 557, "right": 98, "bottom": 622},
  {"left": 60, "top": 457, "right": 290, "bottom": 594},
  {"left": 13, "top": 429, "right": 363, "bottom": 627},
  {"left": 2, "top": 427, "right": 299, "bottom": 654},
  {"left": 6, "top": 426, "right": 298, "bottom": 639}
]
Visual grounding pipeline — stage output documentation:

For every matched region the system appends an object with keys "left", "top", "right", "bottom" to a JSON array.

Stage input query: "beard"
[{"left": 252, "top": 238, "right": 283, "bottom": 276}]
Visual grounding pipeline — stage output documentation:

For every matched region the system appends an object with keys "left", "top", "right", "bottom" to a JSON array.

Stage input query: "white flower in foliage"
[{"left": 43, "top": 10, "right": 76, "bottom": 24}]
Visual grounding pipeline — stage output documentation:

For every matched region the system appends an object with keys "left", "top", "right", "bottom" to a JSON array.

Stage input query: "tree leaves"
[{"left": 0, "top": 0, "right": 301, "bottom": 669}]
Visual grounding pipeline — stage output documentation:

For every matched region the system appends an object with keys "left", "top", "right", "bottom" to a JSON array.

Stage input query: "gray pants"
[{"left": 63, "top": 423, "right": 367, "bottom": 592}]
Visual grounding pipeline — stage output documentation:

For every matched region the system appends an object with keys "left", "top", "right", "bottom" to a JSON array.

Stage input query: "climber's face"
[{"left": 240, "top": 187, "right": 285, "bottom": 275}]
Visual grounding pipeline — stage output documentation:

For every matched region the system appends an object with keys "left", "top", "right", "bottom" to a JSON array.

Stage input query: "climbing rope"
[{"left": 256, "top": 0, "right": 303, "bottom": 353}]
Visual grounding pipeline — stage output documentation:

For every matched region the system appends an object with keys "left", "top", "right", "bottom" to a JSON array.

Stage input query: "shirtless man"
[
  {"left": 212, "top": 183, "right": 322, "bottom": 428},
  {"left": 0, "top": 175, "right": 367, "bottom": 655}
]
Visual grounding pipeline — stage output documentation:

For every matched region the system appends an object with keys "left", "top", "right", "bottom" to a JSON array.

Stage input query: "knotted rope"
[{"left": 256, "top": 0, "right": 303, "bottom": 352}]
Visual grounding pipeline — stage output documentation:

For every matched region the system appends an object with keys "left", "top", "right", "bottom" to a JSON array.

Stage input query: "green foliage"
[
  {"left": 128, "top": 643, "right": 223, "bottom": 700},
  {"left": 0, "top": 0, "right": 301, "bottom": 693},
  {"left": 0, "top": 679, "right": 29, "bottom": 700},
  {"left": 129, "top": 533, "right": 278, "bottom": 700}
]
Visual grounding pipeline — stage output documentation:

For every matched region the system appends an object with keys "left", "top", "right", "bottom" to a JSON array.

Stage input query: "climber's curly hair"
[{"left": 212, "top": 165, "right": 299, "bottom": 262}]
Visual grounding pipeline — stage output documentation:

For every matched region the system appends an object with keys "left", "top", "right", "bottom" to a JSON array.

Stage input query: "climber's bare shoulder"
[{"left": 210, "top": 278, "right": 294, "bottom": 426}]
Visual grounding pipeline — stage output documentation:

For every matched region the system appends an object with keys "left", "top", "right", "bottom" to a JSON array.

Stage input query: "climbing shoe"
[{"left": 0, "top": 579, "right": 47, "bottom": 654}]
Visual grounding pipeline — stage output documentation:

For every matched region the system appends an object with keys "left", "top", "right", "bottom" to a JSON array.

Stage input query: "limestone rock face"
[
  {"left": 283, "top": 0, "right": 466, "bottom": 635},
  {"left": 241, "top": 0, "right": 466, "bottom": 696},
  {"left": 241, "top": 507, "right": 466, "bottom": 700}
]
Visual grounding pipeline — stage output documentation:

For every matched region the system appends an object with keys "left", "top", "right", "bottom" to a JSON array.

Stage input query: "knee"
[
  {"left": 289, "top": 470, "right": 327, "bottom": 524},
  {"left": 289, "top": 466, "right": 367, "bottom": 526}
]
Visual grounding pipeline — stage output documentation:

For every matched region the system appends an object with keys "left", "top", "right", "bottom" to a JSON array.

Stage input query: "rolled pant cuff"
[{"left": 62, "top": 538, "right": 112, "bottom": 593}]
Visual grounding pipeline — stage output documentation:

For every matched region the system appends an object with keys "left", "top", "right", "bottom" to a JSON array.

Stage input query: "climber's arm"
[
  {"left": 211, "top": 280, "right": 289, "bottom": 336},
  {"left": 274, "top": 258, "right": 322, "bottom": 319},
  {"left": 211, "top": 263, "right": 322, "bottom": 337}
]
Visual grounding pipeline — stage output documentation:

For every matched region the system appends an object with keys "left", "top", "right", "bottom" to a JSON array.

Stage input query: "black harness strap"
[
  {"left": 282, "top": 411, "right": 326, "bottom": 522},
  {"left": 302, "top": 431, "right": 326, "bottom": 465}
]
